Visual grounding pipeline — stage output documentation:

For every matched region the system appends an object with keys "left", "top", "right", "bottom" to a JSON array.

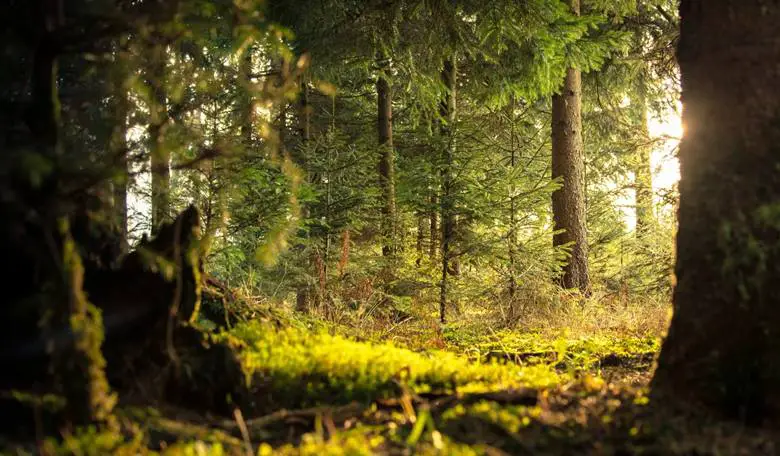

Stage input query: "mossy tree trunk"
[
  {"left": 551, "top": 0, "right": 589, "bottom": 294},
  {"left": 652, "top": 0, "right": 780, "bottom": 423},
  {"left": 28, "top": 1, "right": 118, "bottom": 429}
]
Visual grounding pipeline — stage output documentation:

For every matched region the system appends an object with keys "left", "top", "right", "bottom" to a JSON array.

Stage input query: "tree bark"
[
  {"left": 551, "top": 0, "right": 589, "bottom": 294},
  {"left": 439, "top": 57, "right": 456, "bottom": 324},
  {"left": 377, "top": 71, "right": 397, "bottom": 258},
  {"left": 149, "top": 44, "right": 169, "bottom": 235},
  {"left": 652, "top": 0, "right": 780, "bottom": 423}
]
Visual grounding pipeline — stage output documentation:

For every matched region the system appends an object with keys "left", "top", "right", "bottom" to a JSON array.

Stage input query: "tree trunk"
[
  {"left": 29, "top": 0, "right": 62, "bottom": 157},
  {"left": 416, "top": 213, "right": 425, "bottom": 267},
  {"left": 239, "top": 46, "right": 254, "bottom": 145},
  {"left": 110, "top": 81, "right": 129, "bottom": 254},
  {"left": 149, "top": 44, "right": 169, "bottom": 235},
  {"left": 439, "top": 57, "right": 456, "bottom": 324},
  {"left": 295, "top": 79, "right": 312, "bottom": 313},
  {"left": 377, "top": 71, "right": 397, "bottom": 258},
  {"left": 507, "top": 100, "right": 518, "bottom": 312},
  {"left": 652, "top": 0, "right": 780, "bottom": 423},
  {"left": 551, "top": 0, "right": 589, "bottom": 294},
  {"left": 29, "top": 1, "right": 117, "bottom": 429},
  {"left": 633, "top": 34, "right": 654, "bottom": 235},
  {"left": 429, "top": 193, "right": 438, "bottom": 259}
]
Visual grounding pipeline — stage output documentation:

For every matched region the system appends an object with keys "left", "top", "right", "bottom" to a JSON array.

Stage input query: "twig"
[
  {"left": 220, "top": 402, "right": 365, "bottom": 437},
  {"left": 233, "top": 407, "right": 253, "bottom": 456}
]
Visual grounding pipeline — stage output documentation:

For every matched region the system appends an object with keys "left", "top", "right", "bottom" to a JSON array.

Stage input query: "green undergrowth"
[
  {"left": 224, "top": 320, "right": 562, "bottom": 409},
  {"left": 12, "top": 312, "right": 777, "bottom": 455},
  {"left": 443, "top": 325, "right": 660, "bottom": 373}
]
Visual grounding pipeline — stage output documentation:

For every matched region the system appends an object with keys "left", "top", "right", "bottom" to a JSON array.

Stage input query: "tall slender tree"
[
  {"left": 653, "top": 0, "right": 780, "bottom": 422},
  {"left": 551, "top": 0, "right": 590, "bottom": 294},
  {"left": 376, "top": 57, "right": 396, "bottom": 258},
  {"left": 148, "top": 42, "right": 170, "bottom": 234},
  {"left": 439, "top": 57, "right": 456, "bottom": 324},
  {"left": 110, "top": 78, "right": 129, "bottom": 254},
  {"left": 632, "top": 32, "right": 654, "bottom": 235}
]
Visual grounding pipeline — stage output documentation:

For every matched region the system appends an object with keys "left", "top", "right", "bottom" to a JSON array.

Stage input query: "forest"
[{"left": 1, "top": 0, "right": 779, "bottom": 454}]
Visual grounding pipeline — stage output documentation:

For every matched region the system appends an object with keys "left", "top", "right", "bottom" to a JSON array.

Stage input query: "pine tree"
[{"left": 552, "top": 0, "right": 590, "bottom": 294}]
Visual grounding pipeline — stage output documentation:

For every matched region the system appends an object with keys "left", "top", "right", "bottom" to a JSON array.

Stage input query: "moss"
[
  {"left": 444, "top": 327, "right": 659, "bottom": 373},
  {"left": 59, "top": 218, "right": 118, "bottom": 430},
  {"left": 226, "top": 321, "right": 560, "bottom": 409}
]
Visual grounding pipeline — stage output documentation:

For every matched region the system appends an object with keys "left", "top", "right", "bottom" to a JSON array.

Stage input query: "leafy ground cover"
[{"left": 9, "top": 304, "right": 778, "bottom": 456}]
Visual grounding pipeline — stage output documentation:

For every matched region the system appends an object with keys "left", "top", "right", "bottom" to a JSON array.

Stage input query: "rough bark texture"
[
  {"left": 439, "top": 58, "right": 456, "bottom": 324},
  {"left": 551, "top": 0, "right": 589, "bottom": 294},
  {"left": 652, "top": 0, "right": 780, "bottom": 423},
  {"left": 377, "top": 74, "right": 397, "bottom": 257}
]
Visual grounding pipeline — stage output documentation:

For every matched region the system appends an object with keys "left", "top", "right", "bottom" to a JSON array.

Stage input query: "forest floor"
[{"left": 7, "top": 298, "right": 780, "bottom": 455}]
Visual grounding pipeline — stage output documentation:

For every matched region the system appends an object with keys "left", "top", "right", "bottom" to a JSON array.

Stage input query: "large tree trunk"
[
  {"left": 377, "top": 70, "right": 397, "bottom": 258},
  {"left": 551, "top": 0, "right": 589, "bottom": 294},
  {"left": 652, "top": 0, "right": 780, "bottom": 423},
  {"left": 149, "top": 44, "right": 170, "bottom": 235},
  {"left": 439, "top": 57, "right": 456, "bottom": 324},
  {"left": 28, "top": 1, "right": 117, "bottom": 429}
]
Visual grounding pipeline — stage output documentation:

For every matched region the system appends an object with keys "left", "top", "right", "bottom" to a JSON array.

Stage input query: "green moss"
[
  {"left": 444, "top": 327, "right": 659, "bottom": 373},
  {"left": 226, "top": 321, "right": 561, "bottom": 408},
  {"left": 60, "top": 219, "right": 117, "bottom": 429}
]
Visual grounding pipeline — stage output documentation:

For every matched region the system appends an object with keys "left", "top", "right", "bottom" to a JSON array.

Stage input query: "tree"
[
  {"left": 552, "top": 0, "right": 590, "bottom": 294},
  {"left": 653, "top": 0, "right": 780, "bottom": 423},
  {"left": 147, "top": 42, "right": 171, "bottom": 234},
  {"left": 376, "top": 57, "right": 396, "bottom": 258},
  {"left": 439, "top": 57, "right": 456, "bottom": 324},
  {"left": 632, "top": 32, "right": 654, "bottom": 235}
]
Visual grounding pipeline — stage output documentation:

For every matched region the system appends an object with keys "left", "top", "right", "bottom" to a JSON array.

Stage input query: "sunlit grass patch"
[
  {"left": 444, "top": 326, "right": 660, "bottom": 375},
  {"left": 257, "top": 427, "right": 385, "bottom": 456},
  {"left": 227, "top": 321, "right": 562, "bottom": 409}
]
